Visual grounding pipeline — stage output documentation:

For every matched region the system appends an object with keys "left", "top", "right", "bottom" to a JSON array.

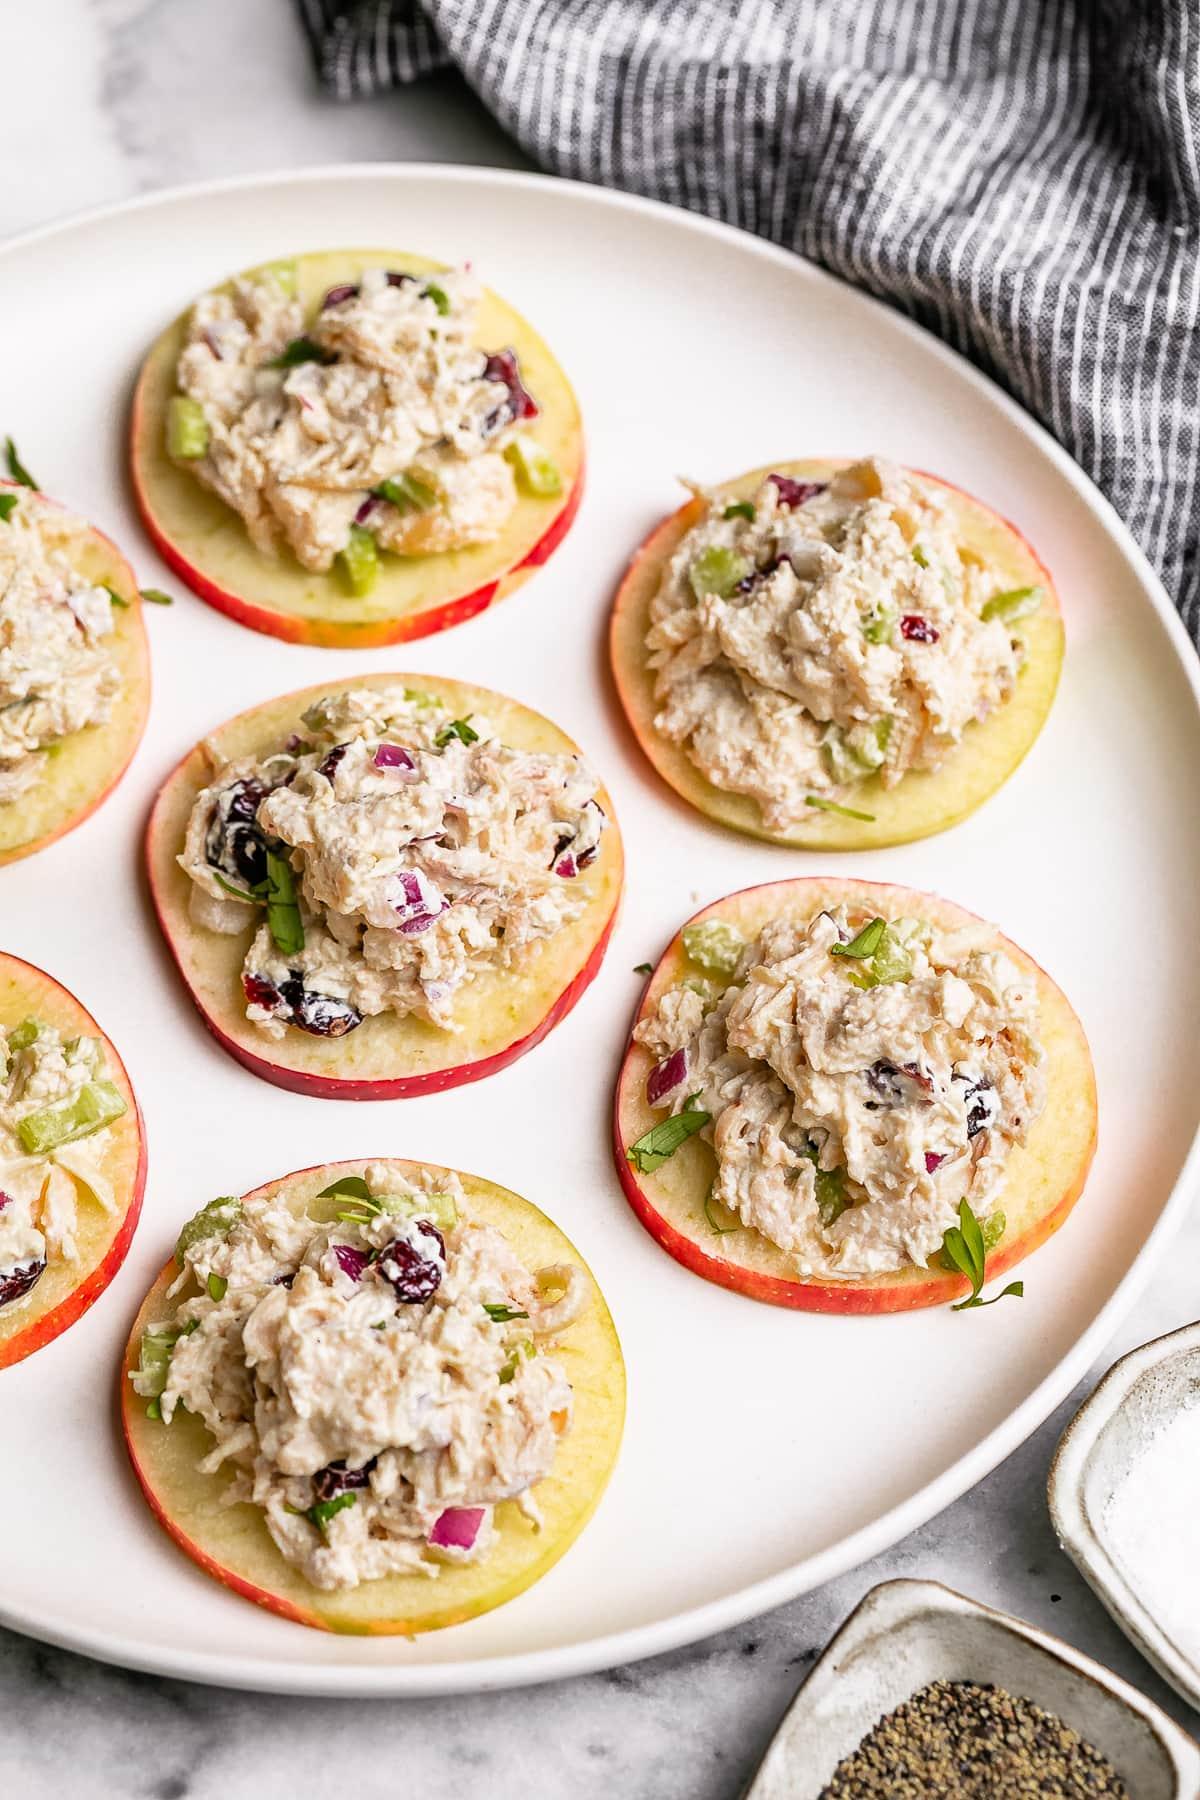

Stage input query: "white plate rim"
[{"left": 2, "top": 162, "right": 1199, "bottom": 1696}]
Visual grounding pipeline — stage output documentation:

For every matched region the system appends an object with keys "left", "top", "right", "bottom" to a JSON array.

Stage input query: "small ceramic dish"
[
  {"left": 1050, "top": 1320, "right": 1200, "bottom": 1714},
  {"left": 743, "top": 1578, "right": 1200, "bottom": 1798}
]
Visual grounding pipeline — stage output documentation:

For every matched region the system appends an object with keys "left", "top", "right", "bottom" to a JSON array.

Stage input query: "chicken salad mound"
[
  {"left": 646, "top": 459, "right": 1042, "bottom": 829},
  {"left": 630, "top": 904, "right": 1045, "bottom": 1279},
  {"left": 132, "top": 1165, "right": 587, "bottom": 1591},
  {"left": 179, "top": 684, "right": 608, "bottom": 1040},
  {"left": 0, "top": 1016, "right": 128, "bottom": 1311},
  {"left": 0, "top": 492, "right": 123, "bottom": 806},
  {"left": 170, "top": 261, "right": 553, "bottom": 587}
]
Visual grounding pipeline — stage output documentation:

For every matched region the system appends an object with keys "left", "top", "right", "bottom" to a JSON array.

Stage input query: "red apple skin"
[
  {"left": 0, "top": 484, "right": 150, "bottom": 867},
  {"left": 0, "top": 956, "right": 147, "bottom": 1368},
  {"left": 613, "top": 877, "right": 1098, "bottom": 1315},
  {"left": 130, "top": 430, "right": 586, "bottom": 650}
]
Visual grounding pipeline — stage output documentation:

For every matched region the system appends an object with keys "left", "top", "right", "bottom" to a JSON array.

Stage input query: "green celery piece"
[
  {"left": 870, "top": 926, "right": 914, "bottom": 986},
  {"left": 681, "top": 918, "right": 744, "bottom": 977},
  {"left": 815, "top": 1166, "right": 847, "bottom": 1226},
  {"left": 16, "top": 1079, "right": 126, "bottom": 1155},
  {"left": 861, "top": 602, "right": 897, "bottom": 644},
  {"left": 847, "top": 717, "right": 891, "bottom": 771},
  {"left": 627, "top": 1095, "right": 711, "bottom": 1174},
  {"left": 723, "top": 501, "right": 756, "bottom": 521},
  {"left": 499, "top": 1338, "right": 535, "bottom": 1384},
  {"left": 373, "top": 471, "right": 439, "bottom": 512},
  {"left": 376, "top": 1190, "right": 459, "bottom": 1232},
  {"left": 821, "top": 719, "right": 890, "bottom": 786},
  {"left": 982, "top": 1209, "right": 1007, "bottom": 1253},
  {"left": 264, "top": 851, "right": 304, "bottom": 956},
  {"left": 503, "top": 436, "right": 562, "bottom": 498},
  {"left": 337, "top": 524, "right": 378, "bottom": 596},
  {"left": 981, "top": 585, "right": 1043, "bottom": 625},
  {"left": 167, "top": 395, "right": 209, "bottom": 459},
  {"left": 5, "top": 438, "right": 36, "bottom": 489},
  {"left": 135, "top": 1328, "right": 177, "bottom": 1400},
  {"left": 175, "top": 1194, "right": 242, "bottom": 1267},
  {"left": 267, "top": 336, "right": 330, "bottom": 370},
  {"left": 689, "top": 545, "right": 751, "bottom": 601},
  {"left": 0, "top": 494, "right": 18, "bottom": 523},
  {"left": 423, "top": 282, "right": 451, "bottom": 316},
  {"left": 8, "top": 1017, "right": 41, "bottom": 1052},
  {"left": 207, "top": 1273, "right": 228, "bottom": 1302}
]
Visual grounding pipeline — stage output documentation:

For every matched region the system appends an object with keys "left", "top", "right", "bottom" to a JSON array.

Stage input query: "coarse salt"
[{"left": 1103, "top": 1402, "right": 1200, "bottom": 1665}]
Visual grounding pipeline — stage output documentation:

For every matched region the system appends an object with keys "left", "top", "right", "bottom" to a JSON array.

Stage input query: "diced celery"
[
  {"left": 981, "top": 585, "right": 1043, "bottom": 625},
  {"left": 132, "top": 1328, "right": 177, "bottom": 1401},
  {"left": 815, "top": 1166, "right": 847, "bottom": 1226},
  {"left": 337, "top": 524, "right": 378, "bottom": 596},
  {"left": 820, "top": 726, "right": 862, "bottom": 787},
  {"left": 861, "top": 602, "right": 897, "bottom": 644},
  {"left": 167, "top": 394, "right": 209, "bottom": 460},
  {"left": 869, "top": 927, "right": 913, "bottom": 986},
  {"left": 689, "top": 545, "right": 751, "bottom": 600},
  {"left": 8, "top": 1017, "right": 41, "bottom": 1052},
  {"left": 373, "top": 472, "right": 439, "bottom": 512},
  {"left": 982, "top": 1209, "right": 1007, "bottom": 1252},
  {"left": 503, "top": 436, "right": 562, "bottom": 498},
  {"left": 847, "top": 716, "right": 892, "bottom": 771},
  {"left": 16, "top": 1079, "right": 126, "bottom": 1155},
  {"left": 377, "top": 1190, "right": 459, "bottom": 1232},
  {"left": 423, "top": 282, "right": 451, "bottom": 316},
  {"left": 175, "top": 1194, "right": 242, "bottom": 1267},
  {"left": 681, "top": 919, "right": 744, "bottom": 978}
]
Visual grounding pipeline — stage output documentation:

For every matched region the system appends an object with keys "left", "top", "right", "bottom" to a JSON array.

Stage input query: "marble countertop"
[{"left": 3, "top": 4, "right": 1199, "bottom": 1796}]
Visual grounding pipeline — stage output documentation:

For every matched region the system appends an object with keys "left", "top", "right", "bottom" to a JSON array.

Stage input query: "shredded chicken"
[
  {"left": 0, "top": 492, "right": 121, "bottom": 805},
  {"left": 634, "top": 905, "right": 1045, "bottom": 1278},
  {"left": 175, "top": 264, "right": 536, "bottom": 570},
  {"left": 178, "top": 683, "right": 607, "bottom": 1038},
  {"left": 647, "top": 458, "right": 1029, "bottom": 828},
  {"left": 134, "top": 1164, "right": 587, "bottom": 1591}
]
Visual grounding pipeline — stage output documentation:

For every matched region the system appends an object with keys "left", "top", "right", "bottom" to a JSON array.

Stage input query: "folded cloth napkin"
[{"left": 297, "top": 0, "right": 1200, "bottom": 639}]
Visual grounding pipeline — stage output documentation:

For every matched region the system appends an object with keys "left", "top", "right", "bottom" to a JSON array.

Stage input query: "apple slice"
[
  {"left": 147, "top": 673, "right": 624, "bottom": 1098},
  {"left": 610, "top": 459, "right": 1063, "bottom": 849},
  {"left": 130, "top": 250, "right": 584, "bottom": 648},
  {"left": 0, "top": 955, "right": 146, "bottom": 1367},
  {"left": 614, "top": 878, "right": 1096, "bottom": 1313},
  {"left": 122, "top": 1157, "right": 625, "bottom": 1634},
  {"left": 0, "top": 485, "right": 149, "bottom": 866}
]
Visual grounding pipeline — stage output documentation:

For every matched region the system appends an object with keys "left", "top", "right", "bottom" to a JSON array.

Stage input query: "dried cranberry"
[
  {"left": 206, "top": 778, "right": 272, "bottom": 888},
  {"left": 321, "top": 282, "right": 359, "bottom": 309},
  {"left": 734, "top": 554, "right": 790, "bottom": 595},
  {"left": 901, "top": 1062, "right": 935, "bottom": 1095},
  {"left": 0, "top": 1259, "right": 45, "bottom": 1310},
  {"left": 0, "top": 1192, "right": 10, "bottom": 1215},
  {"left": 333, "top": 1243, "right": 370, "bottom": 1283},
  {"left": 277, "top": 977, "right": 362, "bottom": 1038},
  {"left": 482, "top": 348, "right": 538, "bottom": 432},
  {"left": 385, "top": 271, "right": 417, "bottom": 289},
  {"left": 864, "top": 1061, "right": 934, "bottom": 1108},
  {"left": 243, "top": 972, "right": 283, "bottom": 1011},
  {"left": 769, "top": 474, "right": 826, "bottom": 509},
  {"left": 925, "top": 1152, "right": 946, "bottom": 1173},
  {"left": 313, "top": 1456, "right": 378, "bottom": 1503},
  {"left": 954, "top": 1072, "right": 998, "bottom": 1139},
  {"left": 900, "top": 615, "right": 940, "bottom": 644},
  {"left": 318, "top": 743, "right": 350, "bottom": 783},
  {"left": 379, "top": 1222, "right": 445, "bottom": 1304},
  {"left": 272, "top": 1271, "right": 295, "bottom": 1288}
]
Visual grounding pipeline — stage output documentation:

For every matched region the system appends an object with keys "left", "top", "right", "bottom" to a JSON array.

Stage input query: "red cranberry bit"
[
  {"left": 278, "top": 977, "right": 362, "bottom": 1038},
  {"left": 318, "top": 742, "right": 350, "bottom": 783},
  {"left": 900, "top": 615, "right": 940, "bottom": 644},
  {"left": 482, "top": 348, "right": 539, "bottom": 430},
  {"left": 313, "top": 1457, "right": 378, "bottom": 1504},
  {"left": 768, "top": 474, "right": 826, "bottom": 509},
  {"left": 0, "top": 1192, "right": 10, "bottom": 1216},
  {"left": 333, "top": 1244, "right": 370, "bottom": 1283},
  {"left": 734, "top": 554, "right": 790, "bottom": 595},
  {"left": 0, "top": 1258, "right": 45, "bottom": 1310},
  {"left": 272, "top": 1271, "right": 295, "bottom": 1288},
  {"left": 925, "top": 1152, "right": 946, "bottom": 1173},
  {"left": 354, "top": 495, "right": 383, "bottom": 526},
  {"left": 385, "top": 271, "right": 417, "bottom": 289},
  {"left": 243, "top": 972, "right": 283, "bottom": 1011},
  {"left": 379, "top": 1222, "right": 445, "bottom": 1304},
  {"left": 206, "top": 777, "right": 273, "bottom": 888},
  {"left": 954, "top": 1072, "right": 998, "bottom": 1139}
]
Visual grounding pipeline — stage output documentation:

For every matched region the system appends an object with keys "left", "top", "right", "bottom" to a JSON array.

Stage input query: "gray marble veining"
[{"left": 2, "top": 4, "right": 1198, "bottom": 1795}]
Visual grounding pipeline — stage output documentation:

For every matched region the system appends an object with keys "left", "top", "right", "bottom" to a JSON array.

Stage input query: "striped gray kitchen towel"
[{"left": 297, "top": 0, "right": 1200, "bottom": 639}]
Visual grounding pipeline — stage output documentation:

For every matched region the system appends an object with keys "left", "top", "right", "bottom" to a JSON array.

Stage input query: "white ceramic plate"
[{"left": 2, "top": 165, "right": 1199, "bottom": 1696}]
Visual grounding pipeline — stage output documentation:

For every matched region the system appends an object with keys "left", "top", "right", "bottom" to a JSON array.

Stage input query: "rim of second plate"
[{"left": 2, "top": 162, "right": 1198, "bottom": 1697}]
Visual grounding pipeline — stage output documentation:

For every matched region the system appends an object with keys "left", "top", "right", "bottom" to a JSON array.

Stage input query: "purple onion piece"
[
  {"left": 768, "top": 474, "right": 826, "bottom": 509},
  {"left": 321, "top": 283, "right": 358, "bottom": 310},
  {"left": 554, "top": 853, "right": 579, "bottom": 879},
  {"left": 333, "top": 1244, "right": 370, "bottom": 1283},
  {"left": 0, "top": 1192, "right": 10, "bottom": 1216},
  {"left": 385, "top": 271, "right": 417, "bottom": 288},
  {"left": 925, "top": 1152, "right": 946, "bottom": 1173},
  {"left": 355, "top": 495, "right": 383, "bottom": 526},
  {"left": 374, "top": 743, "right": 416, "bottom": 772},
  {"left": 647, "top": 1046, "right": 689, "bottom": 1107},
  {"left": 428, "top": 1505, "right": 486, "bottom": 1551}
]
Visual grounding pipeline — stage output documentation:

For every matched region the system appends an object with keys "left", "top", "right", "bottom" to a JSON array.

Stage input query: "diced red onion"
[
  {"left": 428, "top": 1506, "right": 486, "bottom": 1551},
  {"left": 201, "top": 325, "right": 225, "bottom": 361},
  {"left": 321, "top": 283, "right": 358, "bottom": 309},
  {"left": 374, "top": 743, "right": 416, "bottom": 773},
  {"left": 385, "top": 271, "right": 416, "bottom": 289},
  {"left": 333, "top": 1244, "right": 369, "bottom": 1282},
  {"left": 392, "top": 868, "right": 449, "bottom": 935},
  {"left": 554, "top": 852, "right": 579, "bottom": 879},
  {"left": 769, "top": 474, "right": 826, "bottom": 509},
  {"left": 647, "top": 1047, "right": 689, "bottom": 1106},
  {"left": 0, "top": 1192, "right": 10, "bottom": 1216},
  {"left": 355, "top": 495, "right": 383, "bottom": 526},
  {"left": 925, "top": 1152, "right": 946, "bottom": 1173}
]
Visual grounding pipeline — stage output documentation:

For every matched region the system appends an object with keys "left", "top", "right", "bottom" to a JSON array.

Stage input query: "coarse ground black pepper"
[{"left": 818, "top": 1679, "right": 1129, "bottom": 1798}]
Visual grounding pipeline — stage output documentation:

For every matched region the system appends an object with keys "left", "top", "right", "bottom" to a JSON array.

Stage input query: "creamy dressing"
[
  {"left": 634, "top": 905, "right": 1045, "bottom": 1278},
  {"left": 646, "top": 459, "right": 1027, "bottom": 828},
  {"left": 0, "top": 492, "right": 121, "bottom": 805},
  {"left": 179, "top": 684, "right": 607, "bottom": 1039},
  {"left": 0, "top": 1019, "right": 122, "bottom": 1304},
  {"left": 175, "top": 265, "right": 536, "bottom": 570},
  {"left": 135, "top": 1164, "right": 587, "bottom": 1591}
]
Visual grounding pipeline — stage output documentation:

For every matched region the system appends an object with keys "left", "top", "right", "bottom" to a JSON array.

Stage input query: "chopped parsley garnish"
[
  {"left": 806, "top": 795, "right": 876, "bottom": 822},
  {"left": 207, "top": 1273, "right": 228, "bottom": 1302},
  {"left": 103, "top": 584, "right": 130, "bottom": 608},
  {"left": 939, "top": 1198, "right": 1023, "bottom": 1312},
  {"left": 140, "top": 588, "right": 174, "bottom": 605},
  {"left": 633, "top": 962, "right": 653, "bottom": 975},
  {"left": 483, "top": 1303, "right": 530, "bottom": 1323},
  {"left": 264, "top": 851, "right": 304, "bottom": 956},
  {"left": 372, "top": 472, "right": 438, "bottom": 512},
  {"left": 308, "top": 1492, "right": 357, "bottom": 1533},
  {"left": 703, "top": 1189, "right": 738, "bottom": 1234},
  {"left": 212, "top": 871, "right": 259, "bottom": 903},
  {"left": 434, "top": 717, "right": 479, "bottom": 750},
  {"left": 317, "top": 1175, "right": 373, "bottom": 1202},
  {"left": 723, "top": 501, "right": 756, "bottom": 521},
  {"left": 267, "top": 336, "right": 334, "bottom": 369},
  {"left": 0, "top": 494, "right": 18, "bottom": 523},
  {"left": 829, "top": 917, "right": 886, "bottom": 961},
  {"left": 627, "top": 1093, "right": 711, "bottom": 1174},
  {"left": 5, "top": 438, "right": 36, "bottom": 489}
]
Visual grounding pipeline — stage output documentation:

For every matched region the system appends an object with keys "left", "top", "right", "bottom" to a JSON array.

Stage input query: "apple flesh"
[
  {"left": 0, "top": 485, "right": 150, "bottom": 866},
  {"left": 614, "top": 878, "right": 1097, "bottom": 1313},
  {"left": 609, "top": 459, "right": 1064, "bottom": 849},
  {"left": 130, "top": 250, "right": 585, "bottom": 648},
  {"left": 121, "top": 1157, "right": 626, "bottom": 1634},
  {"left": 0, "top": 954, "right": 147, "bottom": 1367},
  {"left": 146, "top": 673, "right": 624, "bottom": 1099}
]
